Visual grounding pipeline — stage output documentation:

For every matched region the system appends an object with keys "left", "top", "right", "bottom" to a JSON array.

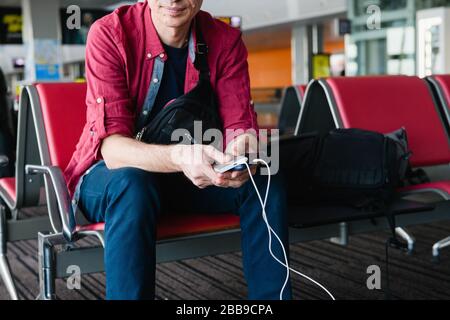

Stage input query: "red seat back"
[
  {"left": 433, "top": 75, "right": 450, "bottom": 106},
  {"left": 325, "top": 76, "right": 450, "bottom": 167},
  {"left": 35, "top": 83, "right": 87, "bottom": 170},
  {"left": 297, "top": 85, "right": 307, "bottom": 98}
]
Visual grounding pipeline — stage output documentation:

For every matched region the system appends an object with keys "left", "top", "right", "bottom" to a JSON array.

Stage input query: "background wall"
[{"left": 247, "top": 47, "right": 292, "bottom": 89}]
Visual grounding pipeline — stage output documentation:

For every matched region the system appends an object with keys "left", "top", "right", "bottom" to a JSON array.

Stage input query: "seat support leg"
[
  {"left": 0, "top": 204, "right": 18, "bottom": 300},
  {"left": 395, "top": 227, "right": 415, "bottom": 255},
  {"left": 38, "top": 232, "right": 58, "bottom": 300},
  {"left": 330, "top": 222, "right": 349, "bottom": 246},
  {"left": 432, "top": 236, "right": 450, "bottom": 263}
]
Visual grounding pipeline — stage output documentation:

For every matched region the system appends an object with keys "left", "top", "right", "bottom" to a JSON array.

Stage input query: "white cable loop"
[{"left": 245, "top": 159, "right": 335, "bottom": 301}]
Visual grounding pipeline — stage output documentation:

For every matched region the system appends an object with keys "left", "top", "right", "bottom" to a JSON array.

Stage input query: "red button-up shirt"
[{"left": 64, "top": 2, "right": 258, "bottom": 196}]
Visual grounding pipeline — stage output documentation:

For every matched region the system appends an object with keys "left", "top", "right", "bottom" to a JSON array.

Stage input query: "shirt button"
[
  {"left": 72, "top": 199, "right": 77, "bottom": 205},
  {"left": 147, "top": 53, "right": 152, "bottom": 59},
  {"left": 96, "top": 97, "right": 102, "bottom": 104},
  {"left": 159, "top": 53, "right": 165, "bottom": 59},
  {"left": 153, "top": 78, "right": 159, "bottom": 83},
  {"left": 143, "top": 110, "right": 149, "bottom": 116}
]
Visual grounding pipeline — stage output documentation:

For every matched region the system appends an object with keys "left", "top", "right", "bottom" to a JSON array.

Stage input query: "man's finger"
[
  {"left": 203, "top": 164, "right": 223, "bottom": 185},
  {"left": 192, "top": 178, "right": 211, "bottom": 189},
  {"left": 213, "top": 178, "right": 231, "bottom": 188},
  {"left": 228, "top": 133, "right": 258, "bottom": 156},
  {"left": 223, "top": 173, "right": 250, "bottom": 187},
  {"left": 218, "top": 172, "right": 233, "bottom": 180},
  {"left": 231, "top": 170, "right": 248, "bottom": 180},
  {"left": 204, "top": 146, "right": 232, "bottom": 164}
]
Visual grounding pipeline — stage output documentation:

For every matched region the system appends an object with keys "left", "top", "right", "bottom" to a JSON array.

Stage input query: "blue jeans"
[{"left": 78, "top": 161, "right": 292, "bottom": 300}]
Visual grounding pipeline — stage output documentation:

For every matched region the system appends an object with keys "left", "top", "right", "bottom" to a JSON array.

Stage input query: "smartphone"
[{"left": 213, "top": 156, "right": 248, "bottom": 174}]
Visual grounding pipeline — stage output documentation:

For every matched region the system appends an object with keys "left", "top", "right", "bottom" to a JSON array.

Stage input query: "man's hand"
[
  {"left": 173, "top": 144, "right": 233, "bottom": 189},
  {"left": 226, "top": 133, "right": 258, "bottom": 156},
  {"left": 221, "top": 133, "right": 259, "bottom": 189}
]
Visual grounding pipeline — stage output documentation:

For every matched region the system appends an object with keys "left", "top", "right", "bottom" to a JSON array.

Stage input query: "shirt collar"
[
  {"left": 144, "top": 1, "right": 165, "bottom": 61},
  {"left": 144, "top": 1, "right": 198, "bottom": 64}
]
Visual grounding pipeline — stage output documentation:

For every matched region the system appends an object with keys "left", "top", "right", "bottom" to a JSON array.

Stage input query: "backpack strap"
[
  {"left": 380, "top": 201, "right": 408, "bottom": 251},
  {"left": 383, "top": 200, "right": 409, "bottom": 300},
  {"left": 193, "top": 22, "right": 210, "bottom": 81}
]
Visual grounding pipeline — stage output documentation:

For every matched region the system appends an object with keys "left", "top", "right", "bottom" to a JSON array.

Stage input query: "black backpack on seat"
[
  {"left": 280, "top": 128, "right": 412, "bottom": 249},
  {"left": 281, "top": 128, "right": 411, "bottom": 208}
]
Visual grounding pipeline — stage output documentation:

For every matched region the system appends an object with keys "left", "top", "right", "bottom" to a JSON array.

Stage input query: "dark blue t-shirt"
[{"left": 150, "top": 44, "right": 188, "bottom": 120}]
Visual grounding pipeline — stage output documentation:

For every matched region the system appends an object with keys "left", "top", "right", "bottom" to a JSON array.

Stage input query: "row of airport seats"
[
  {"left": 0, "top": 75, "right": 449, "bottom": 300},
  {"left": 297, "top": 75, "right": 450, "bottom": 258}
]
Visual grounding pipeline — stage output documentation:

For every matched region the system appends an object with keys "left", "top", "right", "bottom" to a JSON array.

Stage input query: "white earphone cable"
[{"left": 244, "top": 159, "right": 336, "bottom": 301}]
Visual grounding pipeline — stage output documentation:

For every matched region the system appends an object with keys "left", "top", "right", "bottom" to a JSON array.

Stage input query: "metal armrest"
[
  {"left": 25, "top": 164, "right": 76, "bottom": 242},
  {"left": 0, "top": 155, "right": 8, "bottom": 168}
]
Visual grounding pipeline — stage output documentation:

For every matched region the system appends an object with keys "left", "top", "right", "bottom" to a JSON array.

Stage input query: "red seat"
[
  {"left": 36, "top": 83, "right": 88, "bottom": 169},
  {"left": 0, "top": 177, "right": 16, "bottom": 202},
  {"left": 77, "top": 213, "right": 240, "bottom": 241},
  {"left": 35, "top": 82, "right": 238, "bottom": 239}
]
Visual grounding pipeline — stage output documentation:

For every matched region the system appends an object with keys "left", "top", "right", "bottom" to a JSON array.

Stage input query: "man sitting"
[{"left": 65, "top": 0, "right": 291, "bottom": 300}]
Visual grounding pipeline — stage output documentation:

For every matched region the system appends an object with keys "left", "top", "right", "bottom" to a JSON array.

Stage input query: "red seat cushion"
[
  {"left": 0, "top": 177, "right": 16, "bottom": 202},
  {"left": 35, "top": 83, "right": 87, "bottom": 169},
  {"left": 400, "top": 181, "right": 450, "bottom": 196},
  {"left": 76, "top": 213, "right": 240, "bottom": 241},
  {"left": 325, "top": 76, "right": 450, "bottom": 167}
]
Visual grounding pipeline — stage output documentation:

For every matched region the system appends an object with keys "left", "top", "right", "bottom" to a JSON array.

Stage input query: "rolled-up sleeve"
[
  {"left": 85, "top": 21, "right": 135, "bottom": 160},
  {"left": 215, "top": 33, "right": 259, "bottom": 147}
]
